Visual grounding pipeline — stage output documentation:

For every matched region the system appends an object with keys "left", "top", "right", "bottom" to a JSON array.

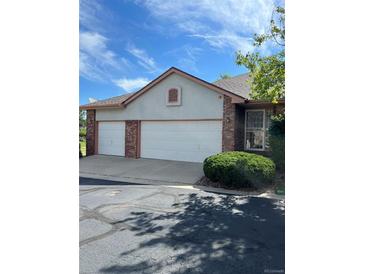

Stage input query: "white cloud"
[
  {"left": 80, "top": 0, "right": 113, "bottom": 33},
  {"left": 136, "top": 0, "right": 280, "bottom": 54},
  {"left": 79, "top": 1, "right": 131, "bottom": 81},
  {"left": 80, "top": 0, "right": 102, "bottom": 31},
  {"left": 80, "top": 31, "right": 130, "bottom": 81},
  {"left": 113, "top": 77, "right": 150, "bottom": 92},
  {"left": 126, "top": 44, "right": 160, "bottom": 73},
  {"left": 165, "top": 45, "right": 202, "bottom": 72}
]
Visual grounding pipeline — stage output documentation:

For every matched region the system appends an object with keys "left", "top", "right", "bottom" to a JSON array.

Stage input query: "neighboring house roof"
[
  {"left": 213, "top": 74, "right": 251, "bottom": 99},
  {"left": 80, "top": 67, "right": 247, "bottom": 110}
]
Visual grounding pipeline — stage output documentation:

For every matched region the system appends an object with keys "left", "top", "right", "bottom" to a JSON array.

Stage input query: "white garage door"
[
  {"left": 98, "top": 121, "right": 125, "bottom": 156},
  {"left": 141, "top": 121, "right": 222, "bottom": 162}
]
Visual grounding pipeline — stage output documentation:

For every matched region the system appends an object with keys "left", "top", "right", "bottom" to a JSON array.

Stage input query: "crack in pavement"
[
  {"left": 79, "top": 187, "right": 107, "bottom": 196},
  {"left": 80, "top": 189, "right": 183, "bottom": 246}
]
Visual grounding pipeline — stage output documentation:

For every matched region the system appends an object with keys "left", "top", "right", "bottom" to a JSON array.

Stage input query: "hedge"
[{"left": 203, "top": 151, "right": 276, "bottom": 189}]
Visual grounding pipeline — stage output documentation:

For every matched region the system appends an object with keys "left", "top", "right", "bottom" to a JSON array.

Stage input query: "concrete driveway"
[
  {"left": 80, "top": 155, "right": 204, "bottom": 185},
  {"left": 80, "top": 178, "right": 285, "bottom": 274}
]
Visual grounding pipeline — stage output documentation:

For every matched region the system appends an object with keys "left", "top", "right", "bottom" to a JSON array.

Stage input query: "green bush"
[
  {"left": 269, "top": 114, "right": 285, "bottom": 171},
  {"left": 203, "top": 151, "right": 276, "bottom": 189},
  {"left": 79, "top": 127, "right": 86, "bottom": 138}
]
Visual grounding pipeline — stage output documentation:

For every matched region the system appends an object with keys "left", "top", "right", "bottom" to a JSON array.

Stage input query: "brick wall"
[
  {"left": 222, "top": 96, "right": 235, "bottom": 151},
  {"left": 125, "top": 120, "right": 140, "bottom": 158},
  {"left": 234, "top": 105, "right": 245, "bottom": 151},
  {"left": 222, "top": 96, "right": 246, "bottom": 152},
  {"left": 86, "top": 110, "right": 96, "bottom": 156}
]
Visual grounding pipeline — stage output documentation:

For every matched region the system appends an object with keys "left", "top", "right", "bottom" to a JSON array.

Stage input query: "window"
[
  {"left": 166, "top": 87, "right": 181, "bottom": 106},
  {"left": 245, "top": 110, "right": 265, "bottom": 151}
]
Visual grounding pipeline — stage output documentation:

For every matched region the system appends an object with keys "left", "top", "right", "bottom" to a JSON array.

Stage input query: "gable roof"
[
  {"left": 80, "top": 67, "right": 247, "bottom": 110},
  {"left": 122, "top": 67, "right": 246, "bottom": 106},
  {"left": 213, "top": 74, "right": 251, "bottom": 99}
]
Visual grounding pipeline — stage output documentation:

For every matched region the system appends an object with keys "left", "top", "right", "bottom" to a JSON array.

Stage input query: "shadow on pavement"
[
  {"left": 79, "top": 177, "right": 147, "bottom": 186},
  {"left": 99, "top": 193, "right": 285, "bottom": 274}
]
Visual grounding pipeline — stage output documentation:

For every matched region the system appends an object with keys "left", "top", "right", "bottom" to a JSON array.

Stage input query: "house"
[{"left": 80, "top": 67, "right": 284, "bottom": 163}]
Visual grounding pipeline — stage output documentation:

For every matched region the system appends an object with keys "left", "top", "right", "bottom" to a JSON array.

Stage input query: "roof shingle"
[
  {"left": 80, "top": 92, "right": 135, "bottom": 108},
  {"left": 213, "top": 73, "right": 251, "bottom": 99}
]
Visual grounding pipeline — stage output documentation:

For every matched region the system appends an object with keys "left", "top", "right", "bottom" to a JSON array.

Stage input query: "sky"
[{"left": 79, "top": 0, "right": 283, "bottom": 105}]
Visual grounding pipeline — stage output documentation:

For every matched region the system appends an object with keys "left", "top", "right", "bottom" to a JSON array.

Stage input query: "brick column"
[
  {"left": 234, "top": 105, "right": 245, "bottom": 151},
  {"left": 222, "top": 96, "right": 235, "bottom": 151},
  {"left": 125, "top": 120, "right": 140, "bottom": 158},
  {"left": 86, "top": 110, "right": 96, "bottom": 156}
]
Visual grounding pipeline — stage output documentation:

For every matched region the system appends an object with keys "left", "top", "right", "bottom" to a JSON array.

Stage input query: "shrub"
[
  {"left": 269, "top": 114, "right": 285, "bottom": 171},
  {"left": 79, "top": 127, "right": 86, "bottom": 139},
  {"left": 203, "top": 151, "right": 276, "bottom": 189}
]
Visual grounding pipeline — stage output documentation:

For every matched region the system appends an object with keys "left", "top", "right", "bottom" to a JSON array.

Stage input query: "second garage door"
[
  {"left": 141, "top": 120, "right": 222, "bottom": 162},
  {"left": 98, "top": 121, "right": 125, "bottom": 156}
]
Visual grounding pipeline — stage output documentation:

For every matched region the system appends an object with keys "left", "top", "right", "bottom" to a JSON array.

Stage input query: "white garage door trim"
[
  {"left": 141, "top": 120, "right": 222, "bottom": 163},
  {"left": 98, "top": 121, "right": 125, "bottom": 156}
]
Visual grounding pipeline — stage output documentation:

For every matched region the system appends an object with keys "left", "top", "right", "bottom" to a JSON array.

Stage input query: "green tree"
[
  {"left": 236, "top": 6, "right": 285, "bottom": 103},
  {"left": 79, "top": 110, "right": 86, "bottom": 128}
]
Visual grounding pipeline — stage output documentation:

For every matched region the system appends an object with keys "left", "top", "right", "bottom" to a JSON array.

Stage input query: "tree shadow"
[{"left": 100, "top": 193, "right": 284, "bottom": 274}]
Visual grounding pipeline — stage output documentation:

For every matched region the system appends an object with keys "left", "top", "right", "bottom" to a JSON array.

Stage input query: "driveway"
[
  {"left": 80, "top": 177, "right": 285, "bottom": 274},
  {"left": 80, "top": 155, "right": 204, "bottom": 185}
]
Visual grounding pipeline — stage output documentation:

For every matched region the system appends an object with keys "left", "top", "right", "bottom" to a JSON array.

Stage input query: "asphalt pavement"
[{"left": 79, "top": 177, "right": 285, "bottom": 274}]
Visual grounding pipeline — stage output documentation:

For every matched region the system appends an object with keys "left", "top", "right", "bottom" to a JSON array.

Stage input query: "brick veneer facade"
[
  {"left": 222, "top": 96, "right": 235, "bottom": 151},
  {"left": 222, "top": 96, "right": 245, "bottom": 151},
  {"left": 86, "top": 110, "right": 96, "bottom": 156},
  {"left": 234, "top": 105, "right": 245, "bottom": 151},
  {"left": 125, "top": 120, "right": 140, "bottom": 158},
  {"left": 86, "top": 100, "right": 283, "bottom": 159}
]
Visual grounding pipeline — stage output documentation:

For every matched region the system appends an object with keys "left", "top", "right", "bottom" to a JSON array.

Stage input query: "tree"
[
  {"left": 236, "top": 6, "right": 285, "bottom": 103},
  {"left": 79, "top": 110, "right": 86, "bottom": 128},
  {"left": 218, "top": 73, "right": 231, "bottom": 80}
]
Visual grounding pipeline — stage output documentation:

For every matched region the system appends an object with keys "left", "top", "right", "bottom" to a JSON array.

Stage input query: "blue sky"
[{"left": 80, "top": 0, "right": 283, "bottom": 105}]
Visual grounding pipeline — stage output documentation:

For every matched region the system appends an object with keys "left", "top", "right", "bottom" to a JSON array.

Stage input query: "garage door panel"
[
  {"left": 98, "top": 122, "right": 125, "bottom": 156},
  {"left": 141, "top": 121, "right": 222, "bottom": 162},
  {"left": 142, "top": 140, "right": 220, "bottom": 152}
]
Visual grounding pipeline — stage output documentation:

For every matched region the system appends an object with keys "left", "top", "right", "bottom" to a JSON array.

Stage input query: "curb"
[
  {"left": 79, "top": 173, "right": 284, "bottom": 200},
  {"left": 79, "top": 172, "right": 194, "bottom": 186},
  {"left": 192, "top": 185, "right": 285, "bottom": 200}
]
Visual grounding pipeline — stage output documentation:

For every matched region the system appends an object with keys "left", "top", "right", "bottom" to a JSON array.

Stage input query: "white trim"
[
  {"left": 166, "top": 86, "right": 182, "bottom": 106},
  {"left": 244, "top": 109, "right": 266, "bottom": 151}
]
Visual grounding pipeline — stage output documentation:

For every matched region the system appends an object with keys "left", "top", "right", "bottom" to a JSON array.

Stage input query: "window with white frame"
[{"left": 245, "top": 110, "right": 265, "bottom": 151}]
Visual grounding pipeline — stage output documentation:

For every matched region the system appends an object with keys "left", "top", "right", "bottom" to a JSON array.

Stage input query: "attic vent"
[
  {"left": 166, "top": 87, "right": 181, "bottom": 106},
  {"left": 168, "top": 88, "right": 178, "bottom": 102}
]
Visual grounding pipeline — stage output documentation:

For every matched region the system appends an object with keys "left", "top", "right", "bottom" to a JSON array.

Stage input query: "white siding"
[
  {"left": 98, "top": 122, "right": 125, "bottom": 156},
  {"left": 96, "top": 73, "right": 224, "bottom": 121},
  {"left": 141, "top": 121, "right": 222, "bottom": 162}
]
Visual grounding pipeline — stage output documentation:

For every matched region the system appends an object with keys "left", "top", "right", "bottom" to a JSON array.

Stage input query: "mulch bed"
[{"left": 196, "top": 171, "right": 285, "bottom": 195}]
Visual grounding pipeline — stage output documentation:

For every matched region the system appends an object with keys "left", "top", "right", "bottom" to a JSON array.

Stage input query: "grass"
[{"left": 80, "top": 140, "right": 86, "bottom": 157}]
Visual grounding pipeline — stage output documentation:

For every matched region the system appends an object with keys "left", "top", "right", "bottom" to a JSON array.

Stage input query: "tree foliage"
[
  {"left": 218, "top": 73, "right": 232, "bottom": 80},
  {"left": 79, "top": 110, "right": 86, "bottom": 128},
  {"left": 236, "top": 6, "right": 285, "bottom": 103}
]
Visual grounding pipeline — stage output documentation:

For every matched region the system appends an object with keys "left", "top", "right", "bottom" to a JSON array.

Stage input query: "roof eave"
[
  {"left": 79, "top": 103, "right": 124, "bottom": 110},
  {"left": 242, "top": 99, "right": 285, "bottom": 105}
]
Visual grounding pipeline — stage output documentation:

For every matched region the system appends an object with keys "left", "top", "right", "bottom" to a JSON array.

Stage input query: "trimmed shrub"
[
  {"left": 269, "top": 114, "right": 285, "bottom": 171},
  {"left": 203, "top": 151, "right": 276, "bottom": 189}
]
